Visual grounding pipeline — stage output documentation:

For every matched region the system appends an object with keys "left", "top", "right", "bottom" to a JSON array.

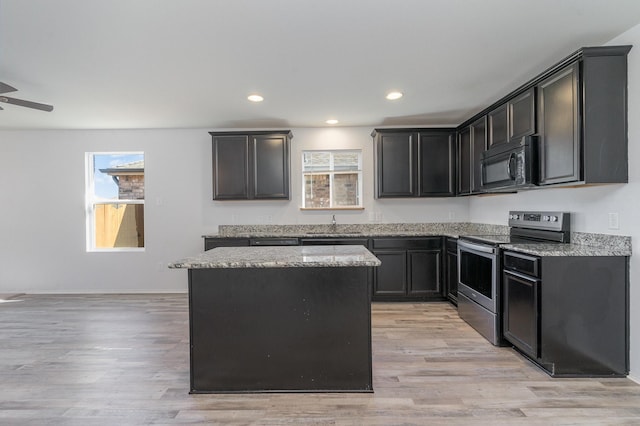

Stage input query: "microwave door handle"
[{"left": 507, "top": 153, "right": 517, "bottom": 180}]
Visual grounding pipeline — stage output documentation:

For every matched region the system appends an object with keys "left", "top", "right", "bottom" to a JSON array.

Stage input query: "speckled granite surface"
[
  {"left": 203, "top": 223, "right": 632, "bottom": 257},
  {"left": 503, "top": 232, "right": 632, "bottom": 257},
  {"left": 169, "top": 245, "right": 382, "bottom": 269},
  {"left": 208, "top": 223, "right": 510, "bottom": 239}
]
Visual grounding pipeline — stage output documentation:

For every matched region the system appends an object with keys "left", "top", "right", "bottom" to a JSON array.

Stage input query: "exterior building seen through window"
[
  {"left": 85, "top": 152, "right": 145, "bottom": 251},
  {"left": 302, "top": 150, "right": 362, "bottom": 209}
]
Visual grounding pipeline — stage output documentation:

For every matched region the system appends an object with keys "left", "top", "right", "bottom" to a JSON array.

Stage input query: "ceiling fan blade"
[
  {"left": 0, "top": 82, "right": 18, "bottom": 94},
  {"left": 0, "top": 96, "right": 53, "bottom": 112}
]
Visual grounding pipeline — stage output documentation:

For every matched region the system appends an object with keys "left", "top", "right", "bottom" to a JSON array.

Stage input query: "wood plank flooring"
[{"left": 1, "top": 294, "right": 639, "bottom": 425}]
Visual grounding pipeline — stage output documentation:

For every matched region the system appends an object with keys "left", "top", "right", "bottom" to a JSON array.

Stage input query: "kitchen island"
[{"left": 169, "top": 245, "right": 381, "bottom": 393}]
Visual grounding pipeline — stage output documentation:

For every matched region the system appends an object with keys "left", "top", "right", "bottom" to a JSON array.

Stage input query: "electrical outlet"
[{"left": 608, "top": 212, "right": 619, "bottom": 230}]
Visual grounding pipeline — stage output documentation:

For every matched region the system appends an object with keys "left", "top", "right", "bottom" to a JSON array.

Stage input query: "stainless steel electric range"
[{"left": 457, "top": 211, "right": 570, "bottom": 345}]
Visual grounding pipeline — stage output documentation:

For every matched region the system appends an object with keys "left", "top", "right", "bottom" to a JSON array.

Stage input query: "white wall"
[
  {"left": 469, "top": 23, "right": 640, "bottom": 382},
  {"left": 0, "top": 126, "right": 468, "bottom": 294}
]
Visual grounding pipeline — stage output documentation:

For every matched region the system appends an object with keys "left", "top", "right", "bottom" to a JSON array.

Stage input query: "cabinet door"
[
  {"left": 372, "top": 250, "right": 407, "bottom": 296},
  {"left": 488, "top": 104, "right": 508, "bottom": 148},
  {"left": 471, "top": 117, "right": 487, "bottom": 193},
  {"left": 212, "top": 135, "right": 249, "bottom": 199},
  {"left": 419, "top": 132, "right": 455, "bottom": 196},
  {"left": 509, "top": 88, "right": 536, "bottom": 141},
  {"left": 407, "top": 249, "right": 442, "bottom": 297},
  {"left": 503, "top": 270, "right": 539, "bottom": 359},
  {"left": 457, "top": 127, "right": 471, "bottom": 195},
  {"left": 376, "top": 132, "right": 418, "bottom": 197},
  {"left": 446, "top": 248, "right": 458, "bottom": 303},
  {"left": 252, "top": 134, "right": 290, "bottom": 199},
  {"left": 537, "top": 64, "right": 579, "bottom": 185}
]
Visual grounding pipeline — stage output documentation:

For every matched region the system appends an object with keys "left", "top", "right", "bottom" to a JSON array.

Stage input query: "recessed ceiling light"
[
  {"left": 326, "top": 119, "right": 339, "bottom": 125},
  {"left": 247, "top": 94, "right": 264, "bottom": 102},
  {"left": 386, "top": 91, "right": 403, "bottom": 100}
]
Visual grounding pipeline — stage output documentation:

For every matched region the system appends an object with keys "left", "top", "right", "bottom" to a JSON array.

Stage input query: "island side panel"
[{"left": 188, "top": 266, "right": 373, "bottom": 393}]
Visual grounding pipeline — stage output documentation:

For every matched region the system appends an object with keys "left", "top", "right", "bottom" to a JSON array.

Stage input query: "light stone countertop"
[
  {"left": 501, "top": 243, "right": 632, "bottom": 257},
  {"left": 204, "top": 223, "right": 510, "bottom": 239},
  {"left": 200, "top": 223, "right": 632, "bottom": 257},
  {"left": 169, "top": 245, "right": 382, "bottom": 269}
]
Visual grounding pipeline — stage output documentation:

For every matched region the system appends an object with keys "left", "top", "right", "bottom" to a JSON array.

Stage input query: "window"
[
  {"left": 85, "top": 152, "right": 144, "bottom": 251},
  {"left": 302, "top": 150, "right": 362, "bottom": 209}
]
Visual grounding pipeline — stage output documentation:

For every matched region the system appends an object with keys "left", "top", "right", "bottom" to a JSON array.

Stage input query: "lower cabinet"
[
  {"left": 444, "top": 238, "right": 458, "bottom": 305},
  {"left": 502, "top": 250, "right": 629, "bottom": 376},
  {"left": 371, "top": 237, "right": 443, "bottom": 301}
]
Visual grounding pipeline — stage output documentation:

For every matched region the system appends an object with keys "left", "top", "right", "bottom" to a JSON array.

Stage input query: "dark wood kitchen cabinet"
[
  {"left": 487, "top": 104, "right": 508, "bottom": 148},
  {"left": 372, "top": 129, "right": 455, "bottom": 198},
  {"left": 502, "top": 250, "right": 629, "bottom": 376},
  {"left": 537, "top": 46, "right": 630, "bottom": 186},
  {"left": 457, "top": 127, "right": 471, "bottom": 195},
  {"left": 508, "top": 87, "right": 536, "bottom": 142},
  {"left": 487, "top": 88, "right": 535, "bottom": 148},
  {"left": 458, "top": 117, "right": 486, "bottom": 195},
  {"left": 371, "top": 237, "right": 443, "bottom": 301},
  {"left": 444, "top": 237, "right": 458, "bottom": 305},
  {"left": 210, "top": 130, "right": 291, "bottom": 200}
]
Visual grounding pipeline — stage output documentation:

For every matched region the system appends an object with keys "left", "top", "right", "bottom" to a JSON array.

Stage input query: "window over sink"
[
  {"left": 85, "top": 152, "right": 145, "bottom": 251},
  {"left": 301, "top": 150, "right": 363, "bottom": 209}
]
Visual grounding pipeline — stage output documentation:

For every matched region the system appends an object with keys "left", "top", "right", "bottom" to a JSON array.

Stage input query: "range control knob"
[
  {"left": 550, "top": 216, "right": 558, "bottom": 222},
  {"left": 542, "top": 215, "right": 550, "bottom": 221}
]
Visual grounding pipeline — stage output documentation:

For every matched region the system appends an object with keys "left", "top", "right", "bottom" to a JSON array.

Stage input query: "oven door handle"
[{"left": 458, "top": 240, "right": 496, "bottom": 254}]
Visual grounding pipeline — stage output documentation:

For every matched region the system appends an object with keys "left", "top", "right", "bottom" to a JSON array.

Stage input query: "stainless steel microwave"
[{"left": 480, "top": 136, "right": 539, "bottom": 192}]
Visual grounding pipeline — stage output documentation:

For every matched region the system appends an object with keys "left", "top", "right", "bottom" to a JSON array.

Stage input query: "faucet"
[{"left": 331, "top": 214, "right": 336, "bottom": 226}]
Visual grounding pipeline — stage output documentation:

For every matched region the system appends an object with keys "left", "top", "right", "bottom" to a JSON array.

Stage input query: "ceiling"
[{"left": 2, "top": 0, "right": 640, "bottom": 130}]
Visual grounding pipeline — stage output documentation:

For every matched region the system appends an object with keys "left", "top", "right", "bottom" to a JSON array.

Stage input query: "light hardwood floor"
[{"left": 1, "top": 294, "right": 639, "bottom": 425}]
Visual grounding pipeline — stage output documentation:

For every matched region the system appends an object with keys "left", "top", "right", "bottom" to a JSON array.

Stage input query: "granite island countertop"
[{"left": 169, "top": 245, "right": 382, "bottom": 269}]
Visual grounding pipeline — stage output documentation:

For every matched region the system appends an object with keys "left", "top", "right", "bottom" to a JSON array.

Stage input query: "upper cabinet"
[
  {"left": 509, "top": 87, "right": 536, "bottom": 142},
  {"left": 487, "top": 87, "right": 535, "bottom": 148},
  {"left": 419, "top": 131, "right": 456, "bottom": 197},
  {"left": 210, "top": 130, "right": 291, "bottom": 200},
  {"left": 457, "top": 117, "right": 486, "bottom": 195},
  {"left": 487, "top": 104, "right": 508, "bottom": 148},
  {"left": 457, "top": 44, "right": 630, "bottom": 192},
  {"left": 373, "top": 129, "right": 456, "bottom": 198},
  {"left": 537, "top": 47, "right": 630, "bottom": 186},
  {"left": 537, "top": 64, "right": 579, "bottom": 184}
]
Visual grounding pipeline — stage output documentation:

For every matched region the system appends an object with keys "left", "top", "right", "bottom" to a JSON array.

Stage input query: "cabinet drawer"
[
  {"left": 250, "top": 238, "right": 299, "bottom": 246},
  {"left": 300, "top": 238, "right": 369, "bottom": 246},
  {"left": 503, "top": 251, "right": 540, "bottom": 278},
  {"left": 372, "top": 237, "right": 441, "bottom": 250},
  {"left": 446, "top": 238, "right": 458, "bottom": 252}
]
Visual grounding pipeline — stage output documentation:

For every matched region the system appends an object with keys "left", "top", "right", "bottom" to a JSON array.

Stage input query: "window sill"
[{"left": 300, "top": 207, "right": 364, "bottom": 211}]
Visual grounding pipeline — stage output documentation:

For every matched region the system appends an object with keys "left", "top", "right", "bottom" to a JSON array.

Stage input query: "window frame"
[
  {"left": 301, "top": 150, "right": 363, "bottom": 210},
  {"left": 85, "top": 151, "right": 145, "bottom": 252}
]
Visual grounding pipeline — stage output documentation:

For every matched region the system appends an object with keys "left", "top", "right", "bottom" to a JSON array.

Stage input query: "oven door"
[{"left": 457, "top": 240, "right": 499, "bottom": 313}]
